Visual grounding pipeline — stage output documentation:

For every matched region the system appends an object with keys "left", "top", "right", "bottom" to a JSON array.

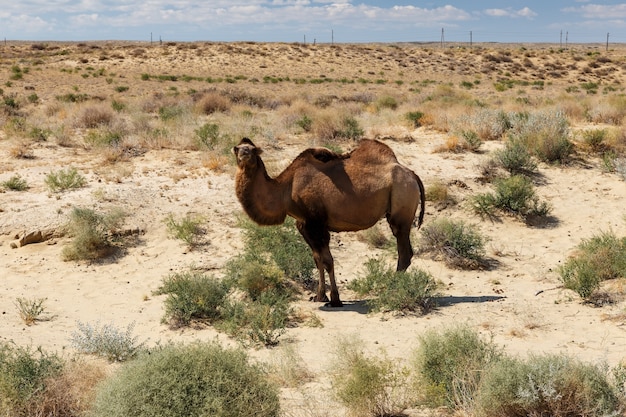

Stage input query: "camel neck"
[{"left": 235, "top": 158, "right": 288, "bottom": 226}]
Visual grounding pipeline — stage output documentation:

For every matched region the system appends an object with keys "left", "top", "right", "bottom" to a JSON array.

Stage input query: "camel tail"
[{"left": 415, "top": 173, "right": 425, "bottom": 229}]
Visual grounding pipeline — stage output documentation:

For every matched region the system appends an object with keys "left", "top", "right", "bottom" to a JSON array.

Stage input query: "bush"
[
  {"left": 507, "top": 110, "right": 573, "bottom": 163},
  {"left": 331, "top": 337, "right": 414, "bottom": 417},
  {"left": 154, "top": 270, "right": 230, "bottom": 328},
  {"left": 45, "top": 167, "right": 87, "bottom": 192},
  {"left": 70, "top": 320, "right": 147, "bottom": 362},
  {"left": 219, "top": 292, "right": 292, "bottom": 347},
  {"left": 77, "top": 105, "right": 114, "bottom": 128},
  {"left": 412, "top": 325, "right": 502, "bottom": 408},
  {"left": 1, "top": 174, "right": 29, "bottom": 191},
  {"left": 91, "top": 342, "right": 280, "bottom": 417},
  {"left": 62, "top": 207, "right": 126, "bottom": 261},
  {"left": 196, "top": 91, "right": 232, "bottom": 114},
  {"left": 559, "top": 230, "right": 626, "bottom": 301},
  {"left": 194, "top": 122, "right": 223, "bottom": 150},
  {"left": 348, "top": 258, "right": 438, "bottom": 313},
  {"left": 0, "top": 343, "right": 64, "bottom": 417},
  {"left": 236, "top": 217, "right": 315, "bottom": 284},
  {"left": 418, "top": 218, "right": 487, "bottom": 269},
  {"left": 493, "top": 138, "right": 538, "bottom": 175},
  {"left": 471, "top": 175, "right": 551, "bottom": 220},
  {"left": 404, "top": 111, "right": 425, "bottom": 128},
  {"left": 15, "top": 297, "right": 47, "bottom": 325},
  {"left": 475, "top": 354, "right": 621, "bottom": 417},
  {"left": 164, "top": 212, "right": 205, "bottom": 249}
]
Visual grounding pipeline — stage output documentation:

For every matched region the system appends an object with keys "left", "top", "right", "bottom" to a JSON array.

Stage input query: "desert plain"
[{"left": 1, "top": 40, "right": 626, "bottom": 416}]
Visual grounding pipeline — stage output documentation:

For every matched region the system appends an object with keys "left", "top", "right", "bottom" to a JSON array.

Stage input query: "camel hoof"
[
  {"left": 325, "top": 301, "right": 344, "bottom": 308},
  {"left": 310, "top": 294, "right": 330, "bottom": 303}
]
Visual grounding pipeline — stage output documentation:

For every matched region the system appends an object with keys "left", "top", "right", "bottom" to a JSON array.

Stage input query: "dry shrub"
[
  {"left": 200, "top": 151, "right": 231, "bottom": 172},
  {"left": 76, "top": 105, "right": 114, "bottom": 128},
  {"left": 9, "top": 142, "right": 35, "bottom": 159},
  {"left": 195, "top": 91, "right": 232, "bottom": 114},
  {"left": 31, "top": 359, "right": 108, "bottom": 417},
  {"left": 433, "top": 135, "right": 471, "bottom": 153}
]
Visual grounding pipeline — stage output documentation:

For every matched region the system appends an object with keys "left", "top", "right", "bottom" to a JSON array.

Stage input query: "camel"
[{"left": 233, "top": 137, "right": 425, "bottom": 307}]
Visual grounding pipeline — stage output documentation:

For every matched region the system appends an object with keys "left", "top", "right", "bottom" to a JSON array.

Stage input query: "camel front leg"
[
  {"left": 322, "top": 246, "right": 342, "bottom": 307},
  {"left": 312, "top": 252, "right": 329, "bottom": 303}
]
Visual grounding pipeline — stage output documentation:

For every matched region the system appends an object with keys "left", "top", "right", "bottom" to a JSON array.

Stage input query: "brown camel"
[{"left": 233, "top": 137, "right": 425, "bottom": 307}]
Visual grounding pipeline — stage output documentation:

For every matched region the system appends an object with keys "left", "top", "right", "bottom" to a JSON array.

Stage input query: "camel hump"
[
  {"left": 298, "top": 147, "right": 345, "bottom": 163},
  {"left": 346, "top": 139, "right": 399, "bottom": 164}
]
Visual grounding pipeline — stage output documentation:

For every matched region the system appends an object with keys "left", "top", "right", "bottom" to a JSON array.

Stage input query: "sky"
[{"left": 2, "top": 1, "right": 626, "bottom": 44}]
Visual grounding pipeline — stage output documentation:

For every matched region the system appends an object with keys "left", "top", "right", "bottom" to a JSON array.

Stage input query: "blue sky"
[{"left": 2, "top": 1, "right": 626, "bottom": 43}]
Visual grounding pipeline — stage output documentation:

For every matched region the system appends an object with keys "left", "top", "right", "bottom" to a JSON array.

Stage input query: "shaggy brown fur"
[{"left": 234, "top": 137, "right": 425, "bottom": 307}]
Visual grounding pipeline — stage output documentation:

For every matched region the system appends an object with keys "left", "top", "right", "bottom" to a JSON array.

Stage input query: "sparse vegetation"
[
  {"left": 62, "top": 207, "right": 127, "bottom": 261},
  {"left": 0, "top": 343, "right": 64, "bottom": 417},
  {"left": 475, "top": 354, "right": 621, "bottom": 417},
  {"left": 15, "top": 297, "right": 48, "bottom": 325},
  {"left": 45, "top": 167, "right": 87, "bottom": 193},
  {"left": 331, "top": 337, "right": 414, "bottom": 417},
  {"left": 418, "top": 218, "right": 487, "bottom": 269},
  {"left": 348, "top": 258, "right": 438, "bottom": 313},
  {"left": 70, "top": 320, "right": 147, "bottom": 362},
  {"left": 471, "top": 175, "right": 551, "bottom": 221},
  {"left": 90, "top": 341, "right": 280, "bottom": 417},
  {"left": 1, "top": 174, "right": 29, "bottom": 191},
  {"left": 412, "top": 325, "right": 502, "bottom": 408},
  {"left": 559, "top": 230, "right": 626, "bottom": 301},
  {"left": 164, "top": 212, "right": 205, "bottom": 249}
]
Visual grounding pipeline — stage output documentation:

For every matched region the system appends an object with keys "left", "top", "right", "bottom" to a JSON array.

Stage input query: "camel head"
[{"left": 233, "top": 138, "right": 263, "bottom": 169}]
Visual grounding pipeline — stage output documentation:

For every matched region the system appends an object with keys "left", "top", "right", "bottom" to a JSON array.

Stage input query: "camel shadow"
[
  {"left": 319, "top": 300, "right": 370, "bottom": 314},
  {"left": 436, "top": 294, "right": 506, "bottom": 307}
]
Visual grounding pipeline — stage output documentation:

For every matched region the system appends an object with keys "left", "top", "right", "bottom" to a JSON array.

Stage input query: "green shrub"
[
  {"left": 331, "top": 337, "right": 414, "bottom": 417},
  {"left": 226, "top": 258, "right": 292, "bottom": 301},
  {"left": 580, "top": 128, "right": 607, "bottom": 151},
  {"left": 412, "top": 325, "right": 502, "bottom": 408},
  {"left": 154, "top": 270, "right": 230, "bottom": 328},
  {"left": 90, "top": 342, "right": 280, "bottom": 417},
  {"left": 295, "top": 114, "right": 312, "bottom": 132},
  {"left": 493, "top": 138, "right": 538, "bottom": 174},
  {"left": 507, "top": 110, "right": 573, "bottom": 163},
  {"left": 194, "top": 122, "right": 222, "bottom": 150},
  {"left": 62, "top": 207, "right": 126, "bottom": 261},
  {"left": 459, "top": 130, "right": 482, "bottom": 152},
  {"left": 338, "top": 116, "right": 364, "bottom": 139},
  {"left": 1, "top": 174, "right": 29, "bottom": 191},
  {"left": 475, "top": 354, "right": 620, "bottom": 417},
  {"left": 0, "top": 343, "right": 64, "bottom": 417},
  {"left": 220, "top": 292, "right": 292, "bottom": 347},
  {"left": 70, "top": 320, "right": 147, "bottom": 362},
  {"left": 44, "top": 167, "right": 87, "bottom": 192},
  {"left": 471, "top": 175, "right": 551, "bottom": 220},
  {"left": 85, "top": 128, "right": 123, "bottom": 147},
  {"left": 164, "top": 213, "right": 205, "bottom": 249},
  {"left": 559, "top": 230, "right": 626, "bottom": 300},
  {"left": 375, "top": 95, "right": 398, "bottom": 111},
  {"left": 418, "top": 218, "right": 487, "bottom": 269},
  {"left": 236, "top": 217, "right": 315, "bottom": 284},
  {"left": 158, "top": 104, "right": 186, "bottom": 121},
  {"left": 348, "top": 258, "right": 438, "bottom": 313},
  {"left": 404, "top": 111, "right": 424, "bottom": 128}
]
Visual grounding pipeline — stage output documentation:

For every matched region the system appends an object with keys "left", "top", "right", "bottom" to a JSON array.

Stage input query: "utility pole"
[
  {"left": 606, "top": 32, "right": 610, "bottom": 51},
  {"left": 331, "top": 29, "right": 334, "bottom": 44},
  {"left": 566, "top": 31, "right": 568, "bottom": 49},
  {"left": 440, "top": 28, "right": 444, "bottom": 48}
]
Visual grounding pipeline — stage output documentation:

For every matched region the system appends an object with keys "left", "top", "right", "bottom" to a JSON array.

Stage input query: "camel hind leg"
[
  {"left": 386, "top": 214, "right": 414, "bottom": 271},
  {"left": 296, "top": 221, "right": 343, "bottom": 307}
]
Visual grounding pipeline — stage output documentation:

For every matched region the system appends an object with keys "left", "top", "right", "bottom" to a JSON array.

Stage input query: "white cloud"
[
  {"left": 563, "top": 4, "right": 626, "bottom": 19},
  {"left": 484, "top": 7, "right": 537, "bottom": 19}
]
